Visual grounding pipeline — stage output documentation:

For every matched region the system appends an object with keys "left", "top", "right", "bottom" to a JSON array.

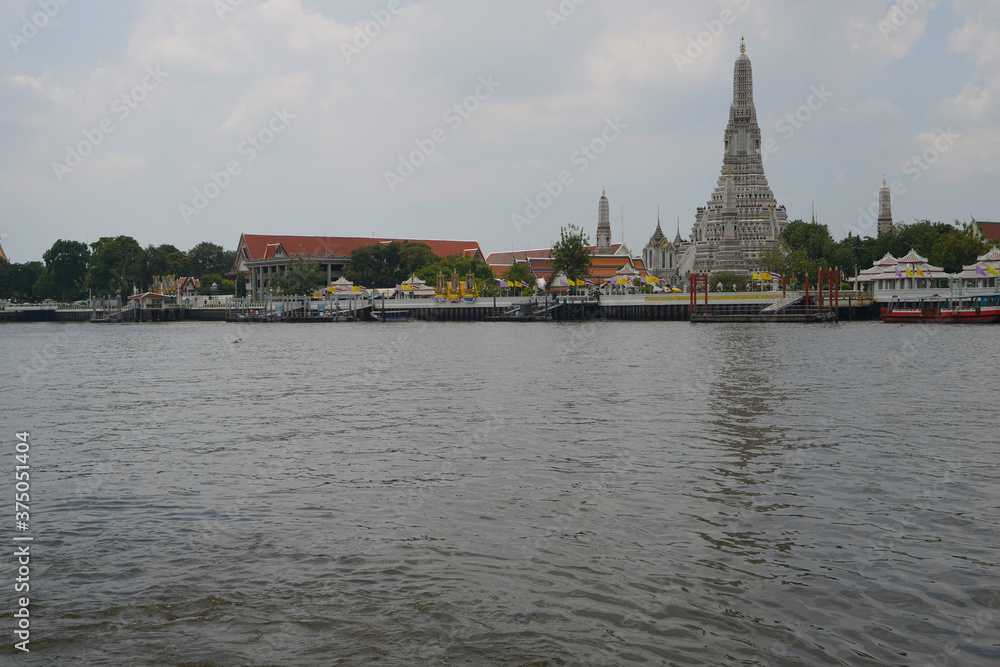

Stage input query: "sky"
[{"left": 1, "top": 0, "right": 998, "bottom": 262}]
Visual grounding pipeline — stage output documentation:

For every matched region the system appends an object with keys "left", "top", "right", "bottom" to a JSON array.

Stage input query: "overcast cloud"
[{"left": 1, "top": 0, "right": 998, "bottom": 261}]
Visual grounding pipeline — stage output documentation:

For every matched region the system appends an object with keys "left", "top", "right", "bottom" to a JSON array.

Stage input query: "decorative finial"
[
  {"left": 883, "top": 175, "right": 886, "bottom": 188},
  {"left": 740, "top": 36, "right": 746, "bottom": 54},
  {"left": 602, "top": 186, "right": 606, "bottom": 197}
]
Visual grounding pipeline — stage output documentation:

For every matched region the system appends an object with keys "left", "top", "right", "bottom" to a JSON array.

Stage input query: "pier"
[{"left": 1, "top": 292, "right": 881, "bottom": 324}]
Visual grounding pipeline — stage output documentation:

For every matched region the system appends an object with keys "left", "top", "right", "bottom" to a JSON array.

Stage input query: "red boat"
[{"left": 881, "top": 294, "right": 1000, "bottom": 323}]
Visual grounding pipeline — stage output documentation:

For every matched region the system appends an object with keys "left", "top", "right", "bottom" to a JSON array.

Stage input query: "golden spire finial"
[
  {"left": 883, "top": 175, "right": 887, "bottom": 187},
  {"left": 602, "top": 186, "right": 606, "bottom": 196},
  {"left": 740, "top": 36, "right": 746, "bottom": 54}
]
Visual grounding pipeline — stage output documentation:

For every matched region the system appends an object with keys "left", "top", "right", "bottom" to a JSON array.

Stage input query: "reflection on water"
[{"left": 2, "top": 321, "right": 998, "bottom": 665}]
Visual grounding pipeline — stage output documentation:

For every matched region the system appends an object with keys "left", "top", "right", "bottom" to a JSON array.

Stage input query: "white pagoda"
[
  {"left": 851, "top": 250, "right": 948, "bottom": 294},
  {"left": 954, "top": 247, "right": 1000, "bottom": 290}
]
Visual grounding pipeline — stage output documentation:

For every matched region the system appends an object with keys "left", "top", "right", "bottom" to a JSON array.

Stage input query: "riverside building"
[{"left": 231, "top": 235, "right": 485, "bottom": 301}]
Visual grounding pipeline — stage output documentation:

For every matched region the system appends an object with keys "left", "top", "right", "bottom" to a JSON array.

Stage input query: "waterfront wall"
[{"left": 0, "top": 295, "right": 880, "bottom": 323}]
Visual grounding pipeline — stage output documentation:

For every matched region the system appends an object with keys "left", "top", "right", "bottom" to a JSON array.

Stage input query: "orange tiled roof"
[
  {"left": 487, "top": 244, "right": 625, "bottom": 272},
  {"left": 976, "top": 221, "right": 1000, "bottom": 241},
  {"left": 526, "top": 255, "right": 641, "bottom": 281},
  {"left": 236, "top": 235, "right": 485, "bottom": 271}
]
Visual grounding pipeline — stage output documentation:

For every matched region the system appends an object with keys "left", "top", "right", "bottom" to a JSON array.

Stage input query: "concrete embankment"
[{"left": 0, "top": 294, "right": 879, "bottom": 323}]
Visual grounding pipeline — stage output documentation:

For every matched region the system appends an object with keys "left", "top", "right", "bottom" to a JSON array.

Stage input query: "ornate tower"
[
  {"left": 643, "top": 209, "right": 679, "bottom": 280},
  {"left": 692, "top": 38, "right": 788, "bottom": 275},
  {"left": 877, "top": 178, "right": 893, "bottom": 236},
  {"left": 597, "top": 188, "right": 612, "bottom": 254}
]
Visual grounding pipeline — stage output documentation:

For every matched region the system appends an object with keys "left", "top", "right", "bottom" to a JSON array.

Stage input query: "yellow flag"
[
  {"left": 507, "top": 280, "right": 514, "bottom": 287},
  {"left": 752, "top": 271, "right": 761, "bottom": 280},
  {"left": 989, "top": 265, "right": 999, "bottom": 276},
  {"left": 906, "top": 267, "right": 914, "bottom": 277},
  {"left": 916, "top": 267, "right": 926, "bottom": 278},
  {"left": 762, "top": 272, "right": 772, "bottom": 280}
]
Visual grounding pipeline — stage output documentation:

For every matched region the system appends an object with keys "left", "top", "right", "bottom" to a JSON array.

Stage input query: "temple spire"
[
  {"left": 597, "top": 189, "right": 612, "bottom": 254},
  {"left": 691, "top": 39, "right": 788, "bottom": 276},
  {"left": 878, "top": 177, "right": 893, "bottom": 236}
]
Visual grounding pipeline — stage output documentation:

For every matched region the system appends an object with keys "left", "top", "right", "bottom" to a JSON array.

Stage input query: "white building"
[{"left": 852, "top": 250, "right": 950, "bottom": 294}]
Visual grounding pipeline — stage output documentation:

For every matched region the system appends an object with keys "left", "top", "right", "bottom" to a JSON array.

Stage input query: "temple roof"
[
  {"left": 645, "top": 218, "right": 667, "bottom": 248},
  {"left": 978, "top": 247, "right": 1000, "bottom": 262},
  {"left": 235, "top": 234, "right": 485, "bottom": 271},
  {"left": 973, "top": 220, "right": 1000, "bottom": 242},
  {"left": 856, "top": 249, "right": 946, "bottom": 280}
]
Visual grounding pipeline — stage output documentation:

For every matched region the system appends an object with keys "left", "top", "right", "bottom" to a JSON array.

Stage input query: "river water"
[{"left": 1, "top": 321, "right": 998, "bottom": 665}]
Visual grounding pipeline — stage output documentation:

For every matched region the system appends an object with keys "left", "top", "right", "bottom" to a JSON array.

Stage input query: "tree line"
[
  {"left": 762, "top": 219, "right": 991, "bottom": 284},
  {"left": 0, "top": 237, "right": 237, "bottom": 301}
]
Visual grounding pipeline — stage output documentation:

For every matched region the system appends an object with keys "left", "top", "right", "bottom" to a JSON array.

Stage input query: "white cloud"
[{"left": 7, "top": 72, "right": 72, "bottom": 104}]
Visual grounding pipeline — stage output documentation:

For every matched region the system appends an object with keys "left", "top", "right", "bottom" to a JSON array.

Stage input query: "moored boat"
[
  {"left": 881, "top": 294, "right": 1000, "bottom": 323},
  {"left": 371, "top": 310, "right": 414, "bottom": 322}
]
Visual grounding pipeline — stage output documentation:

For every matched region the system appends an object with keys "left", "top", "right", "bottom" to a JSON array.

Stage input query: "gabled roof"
[
  {"left": 897, "top": 249, "right": 929, "bottom": 264},
  {"left": 525, "top": 255, "right": 642, "bottom": 281},
  {"left": 856, "top": 249, "right": 947, "bottom": 281},
  {"left": 234, "top": 234, "right": 485, "bottom": 272},
  {"left": 486, "top": 248, "right": 553, "bottom": 263},
  {"left": 978, "top": 247, "right": 1000, "bottom": 262},
  {"left": 956, "top": 246, "right": 1000, "bottom": 278},
  {"left": 973, "top": 220, "right": 1000, "bottom": 241},
  {"left": 486, "top": 243, "right": 624, "bottom": 273}
]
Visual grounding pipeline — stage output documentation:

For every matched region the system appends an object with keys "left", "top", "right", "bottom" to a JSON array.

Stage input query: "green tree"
[
  {"left": 275, "top": 259, "right": 325, "bottom": 296},
  {"left": 345, "top": 241, "right": 439, "bottom": 288},
  {"left": 763, "top": 219, "right": 852, "bottom": 284},
  {"left": 414, "top": 254, "right": 494, "bottom": 288},
  {"left": 86, "top": 236, "right": 143, "bottom": 298},
  {"left": 503, "top": 262, "right": 534, "bottom": 288},
  {"left": 141, "top": 244, "right": 191, "bottom": 288},
  {"left": 0, "top": 262, "right": 44, "bottom": 301},
  {"left": 835, "top": 220, "right": 989, "bottom": 275},
  {"left": 35, "top": 240, "right": 90, "bottom": 301},
  {"left": 187, "top": 242, "right": 234, "bottom": 277},
  {"left": 549, "top": 224, "right": 592, "bottom": 292},
  {"left": 196, "top": 273, "right": 235, "bottom": 295}
]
